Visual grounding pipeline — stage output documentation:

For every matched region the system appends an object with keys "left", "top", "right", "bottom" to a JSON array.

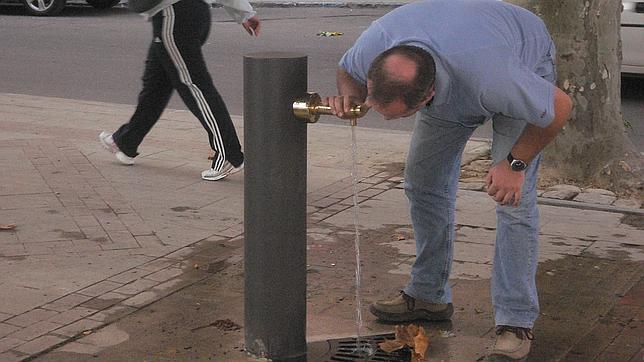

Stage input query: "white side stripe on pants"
[{"left": 161, "top": 6, "right": 226, "bottom": 171}]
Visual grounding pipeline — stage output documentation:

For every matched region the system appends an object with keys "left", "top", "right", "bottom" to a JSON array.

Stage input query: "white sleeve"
[{"left": 215, "top": 0, "right": 256, "bottom": 23}]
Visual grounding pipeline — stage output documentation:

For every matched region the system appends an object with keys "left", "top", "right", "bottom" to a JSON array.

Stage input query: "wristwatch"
[{"left": 507, "top": 153, "right": 528, "bottom": 172}]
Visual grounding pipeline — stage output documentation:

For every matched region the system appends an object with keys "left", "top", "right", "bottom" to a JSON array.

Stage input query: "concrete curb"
[{"left": 536, "top": 197, "right": 644, "bottom": 216}]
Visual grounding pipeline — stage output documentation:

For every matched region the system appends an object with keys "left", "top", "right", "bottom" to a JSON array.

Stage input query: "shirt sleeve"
[
  {"left": 215, "top": 0, "right": 256, "bottom": 23},
  {"left": 480, "top": 55, "right": 556, "bottom": 128},
  {"left": 338, "top": 21, "right": 391, "bottom": 85}
]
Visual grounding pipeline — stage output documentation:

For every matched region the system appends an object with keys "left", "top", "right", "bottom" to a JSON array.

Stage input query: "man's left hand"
[{"left": 485, "top": 161, "right": 525, "bottom": 207}]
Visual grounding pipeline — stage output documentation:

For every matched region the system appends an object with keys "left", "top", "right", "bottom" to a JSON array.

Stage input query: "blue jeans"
[{"left": 402, "top": 111, "right": 541, "bottom": 328}]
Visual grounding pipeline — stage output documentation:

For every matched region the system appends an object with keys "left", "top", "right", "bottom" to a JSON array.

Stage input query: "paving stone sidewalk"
[{"left": 0, "top": 93, "right": 642, "bottom": 361}]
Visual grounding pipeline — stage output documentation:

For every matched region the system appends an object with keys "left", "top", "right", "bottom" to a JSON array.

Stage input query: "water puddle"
[
  {"left": 58, "top": 325, "right": 130, "bottom": 355},
  {"left": 350, "top": 123, "right": 375, "bottom": 358}
]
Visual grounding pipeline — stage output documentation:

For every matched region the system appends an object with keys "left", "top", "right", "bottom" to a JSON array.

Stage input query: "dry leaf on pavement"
[
  {"left": 397, "top": 324, "right": 416, "bottom": 347},
  {"left": 378, "top": 324, "right": 431, "bottom": 361},
  {"left": 413, "top": 326, "right": 430, "bottom": 360},
  {"left": 378, "top": 338, "right": 406, "bottom": 352}
]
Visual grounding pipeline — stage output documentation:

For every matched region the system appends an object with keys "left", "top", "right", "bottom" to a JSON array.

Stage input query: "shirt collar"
[{"left": 404, "top": 41, "right": 450, "bottom": 108}]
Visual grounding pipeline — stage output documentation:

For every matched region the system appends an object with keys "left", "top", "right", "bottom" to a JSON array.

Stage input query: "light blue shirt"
[{"left": 339, "top": 0, "right": 557, "bottom": 127}]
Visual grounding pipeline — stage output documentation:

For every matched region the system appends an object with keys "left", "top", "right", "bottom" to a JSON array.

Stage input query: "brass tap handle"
[{"left": 293, "top": 92, "right": 367, "bottom": 124}]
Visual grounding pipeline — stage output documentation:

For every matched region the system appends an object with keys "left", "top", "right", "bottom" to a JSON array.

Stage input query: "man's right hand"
[{"left": 323, "top": 95, "right": 368, "bottom": 119}]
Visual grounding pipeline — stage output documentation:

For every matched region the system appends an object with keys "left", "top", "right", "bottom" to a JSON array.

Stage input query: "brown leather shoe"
[
  {"left": 369, "top": 291, "right": 453, "bottom": 322},
  {"left": 488, "top": 325, "right": 533, "bottom": 361}
]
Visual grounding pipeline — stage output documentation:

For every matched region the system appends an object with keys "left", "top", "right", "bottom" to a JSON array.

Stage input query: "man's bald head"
[
  {"left": 367, "top": 45, "right": 436, "bottom": 109},
  {"left": 382, "top": 53, "right": 419, "bottom": 83}
]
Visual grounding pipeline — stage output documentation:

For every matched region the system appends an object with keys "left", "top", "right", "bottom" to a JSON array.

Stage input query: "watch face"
[{"left": 510, "top": 159, "right": 528, "bottom": 171}]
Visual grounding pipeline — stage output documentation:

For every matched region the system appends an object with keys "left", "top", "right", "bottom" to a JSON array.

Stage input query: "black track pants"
[{"left": 113, "top": 0, "right": 243, "bottom": 170}]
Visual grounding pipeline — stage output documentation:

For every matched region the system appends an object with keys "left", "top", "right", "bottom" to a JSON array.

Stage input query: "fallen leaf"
[
  {"left": 378, "top": 324, "right": 431, "bottom": 361},
  {"left": 413, "top": 327, "right": 430, "bottom": 359},
  {"left": 396, "top": 324, "right": 415, "bottom": 347},
  {"left": 0, "top": 224, "right": 16, "bottom": 231},
  {"left": 213, "top": 319, "right": 242, "bottom": 331},
  {"left": 394, "top": 234, "right": 406, "bottom": 241},
  {"left": 191, "top": 319, "right": 241, "bottom": 332},
  {"left": 619, "top": 160, "right": 632, "bottom": 172},
  {"left": 378, "top": 338, "right": 406, "bottom": 353},
  {"left": 316, "top": 31, "right": 344, "bottom": 37},
  {"left": 439, "top": 330, "right": 456, "bottom": 338}
]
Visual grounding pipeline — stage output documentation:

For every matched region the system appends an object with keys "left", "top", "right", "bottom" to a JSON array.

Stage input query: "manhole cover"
[{"left": 308, "top": 333, "right": 411, "bottom": 362}]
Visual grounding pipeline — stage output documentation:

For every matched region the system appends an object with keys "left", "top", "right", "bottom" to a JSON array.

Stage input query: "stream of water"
[{"left": 350, "top": 124, "right": 375, "bottom": 357}]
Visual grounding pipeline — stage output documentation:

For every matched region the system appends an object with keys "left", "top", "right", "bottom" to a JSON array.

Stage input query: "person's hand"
[
  {"left": 485, "top": 161, "right": 525, "bottom": 207},
  {"left": 323, "top": 95, "right": 368, "bottom": 119},
  {"left": 242, "top": 16, "right": 261, "bottom": 36}
]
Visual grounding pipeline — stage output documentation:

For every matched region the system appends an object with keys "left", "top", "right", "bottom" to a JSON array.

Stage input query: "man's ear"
[{"left": 423, "top": 88, "right": 436, "bottom": 104}]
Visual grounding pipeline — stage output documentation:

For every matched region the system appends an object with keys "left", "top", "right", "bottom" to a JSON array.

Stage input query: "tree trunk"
[{"left": 508, "top": 0, "right": 642, "bottom": 195}]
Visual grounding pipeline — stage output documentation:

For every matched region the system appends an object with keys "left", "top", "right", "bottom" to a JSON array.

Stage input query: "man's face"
[
  {"left": 365, "top": 82, "right": 435, "bottom": 120},
  {"left": 367, "top": 97, "right": 423, "bottom": 120}
]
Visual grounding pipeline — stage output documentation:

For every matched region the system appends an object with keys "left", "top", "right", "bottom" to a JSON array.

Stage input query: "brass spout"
[{"left": 293, "top": 92, "right": 368, "bottom": 124}]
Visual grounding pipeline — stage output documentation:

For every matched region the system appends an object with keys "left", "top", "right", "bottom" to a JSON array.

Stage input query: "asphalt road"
[{"left": 1, "top": 4, "right": 643, "bottom": 150}]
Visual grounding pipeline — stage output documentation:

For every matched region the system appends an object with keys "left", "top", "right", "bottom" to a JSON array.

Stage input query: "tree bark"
[{"left": 507, "top": 0, "right": 642, "bottom": 195}]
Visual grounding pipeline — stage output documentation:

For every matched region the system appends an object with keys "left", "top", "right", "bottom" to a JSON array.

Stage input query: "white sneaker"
[
  {"left": 201, "top": 161, "right": 244, "bottom": 181},
  {"left": 99, "top": 131, "right": 134, "bottom": 166}
]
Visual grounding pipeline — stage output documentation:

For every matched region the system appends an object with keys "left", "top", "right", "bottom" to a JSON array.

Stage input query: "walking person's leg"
[
  {"left": 369, "top": 110, "right": 474, "bottom": 322},
  {"left": 158, "top": 0, "right": 243, "bottom": 180},
  {"left": 100, "top": 16, "right": 174, "bottom": 164}
]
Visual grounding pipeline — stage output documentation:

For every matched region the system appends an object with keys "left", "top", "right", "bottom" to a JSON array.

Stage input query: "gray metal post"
[{"left": 243, "top": 52, "right": 308, "bottom": 361}]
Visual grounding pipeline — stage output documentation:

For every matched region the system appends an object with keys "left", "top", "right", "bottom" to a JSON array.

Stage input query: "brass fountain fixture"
[{"left": 293, "top": 92, "right": 368, "bottom": 126}]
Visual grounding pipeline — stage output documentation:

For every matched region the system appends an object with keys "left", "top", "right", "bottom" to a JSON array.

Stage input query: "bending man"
[{"left": 326, "top": 0, "right": 573, "bottom": 360}]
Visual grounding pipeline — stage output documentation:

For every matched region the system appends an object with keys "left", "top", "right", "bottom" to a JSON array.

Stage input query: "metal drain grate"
[{"left": 326, "top": 334, "right": 411, "bottom": 362}]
